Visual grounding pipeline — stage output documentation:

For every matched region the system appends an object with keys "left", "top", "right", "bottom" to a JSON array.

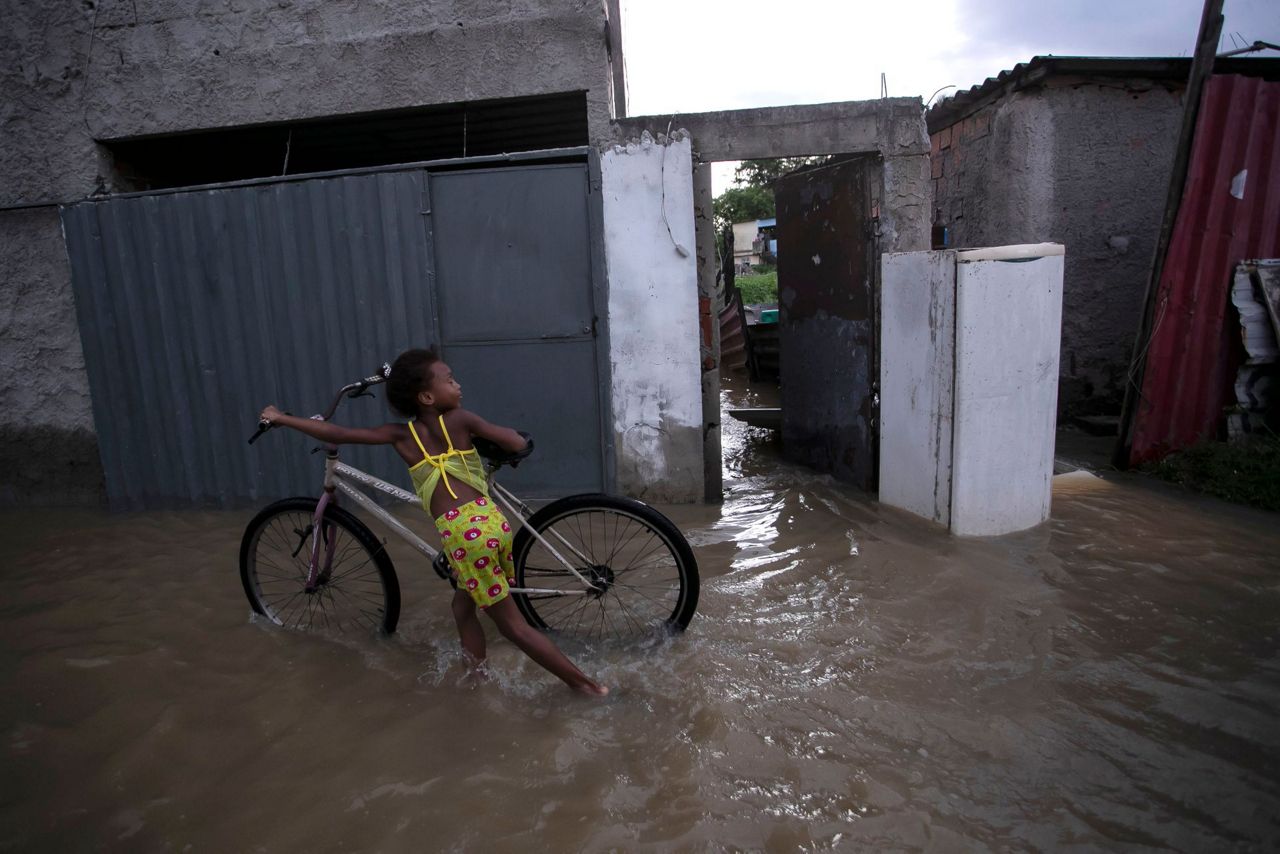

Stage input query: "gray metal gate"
[{"left": 61, "top": 153, "right": 610, "bottom": 509}]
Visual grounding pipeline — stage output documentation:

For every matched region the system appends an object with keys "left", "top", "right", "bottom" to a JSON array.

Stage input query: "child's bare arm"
[
  {"left": 260, "top": 405, "right": 400, "bottom": 446},
  {"left": 462, "top": 410, "right": 527, "bottom": 453}
]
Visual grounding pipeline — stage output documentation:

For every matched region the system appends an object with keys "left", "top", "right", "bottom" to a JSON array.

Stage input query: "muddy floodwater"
[{"left": 3, "top": 377, "right": 1279, "bottom": 851}]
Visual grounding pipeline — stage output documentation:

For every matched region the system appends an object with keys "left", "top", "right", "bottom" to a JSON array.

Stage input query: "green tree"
[
  {"left": 732, "top": 156, "right": 827, "bottom": 188},
  {"left": 713, "top": 157, "right": 831, "bottom": 231},
  {"left": 713, "top": 184, "right": 774, "bottom": 232}
]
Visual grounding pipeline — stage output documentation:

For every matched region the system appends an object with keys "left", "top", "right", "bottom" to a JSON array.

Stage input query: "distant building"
[
  {"left": 927, "top": 55, "right": 1279, "bottom": 418},
  {"left": 731, "top": 217, "right": 777, "bottom": 270}
]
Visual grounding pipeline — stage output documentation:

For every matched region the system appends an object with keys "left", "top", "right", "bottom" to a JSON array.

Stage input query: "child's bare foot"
[
  {"left": 572, "top": 680, "right": 609, "bottom": 697},
  {"left": 462, "top": 653, "right": 490, "bottom": 683}
]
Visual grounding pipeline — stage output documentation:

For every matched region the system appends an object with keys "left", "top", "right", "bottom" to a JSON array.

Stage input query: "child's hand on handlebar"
[{"left": 259, "top": 405, "right": 284, "bottom": 425}]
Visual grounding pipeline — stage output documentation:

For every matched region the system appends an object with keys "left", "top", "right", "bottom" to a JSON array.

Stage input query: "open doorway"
[{"left": 713, "top": 155, "right": 881, "bottom": 492}]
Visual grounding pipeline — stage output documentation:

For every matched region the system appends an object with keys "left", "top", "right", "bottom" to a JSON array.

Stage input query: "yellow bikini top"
[{"left": 407, "top": 416, "right": 490, "bottom": 508}]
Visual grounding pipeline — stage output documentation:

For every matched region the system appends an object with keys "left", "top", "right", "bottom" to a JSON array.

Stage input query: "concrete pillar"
[{"left": 692, "top": 160, "right": 723, "bottom": 502}]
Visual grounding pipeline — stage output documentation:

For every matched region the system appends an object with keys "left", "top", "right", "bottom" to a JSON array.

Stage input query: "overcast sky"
[{"left": 618, "top": 0, "right": 1279, "bottom": 192}]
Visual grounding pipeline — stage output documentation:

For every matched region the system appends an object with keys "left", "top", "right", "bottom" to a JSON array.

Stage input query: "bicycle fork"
[{"left": 304, "top": 484, "right": 340, "bottom": 593}]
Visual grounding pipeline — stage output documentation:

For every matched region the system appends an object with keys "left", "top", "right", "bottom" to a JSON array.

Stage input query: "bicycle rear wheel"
[
  {"left": 240, "top": 497, "right": 401, "bottom": 634},
  {"left": 511, "top": 494, "right": 698, "bottom": 642}
]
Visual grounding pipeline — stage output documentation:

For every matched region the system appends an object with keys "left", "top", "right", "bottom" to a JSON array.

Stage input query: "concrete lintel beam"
[{"left": 611, "top": 97, "right": 928, "bottom": 162}]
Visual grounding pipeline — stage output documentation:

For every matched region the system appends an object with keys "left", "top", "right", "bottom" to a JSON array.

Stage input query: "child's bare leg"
[
  {"left": 484, "top": 598, "right": 608, "bottom": 696},
  {"left": 451, "top": 589, "right": 487, "bottom": 667}
]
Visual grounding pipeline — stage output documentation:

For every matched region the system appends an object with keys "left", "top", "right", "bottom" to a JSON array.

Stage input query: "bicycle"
[{"left": 239, "top": 365, "right": 699, "bottom": 643}]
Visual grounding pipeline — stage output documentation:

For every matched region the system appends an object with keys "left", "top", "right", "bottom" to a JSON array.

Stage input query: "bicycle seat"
[{"left": 472, "top": 431, "right": 534, "bottom": 467}]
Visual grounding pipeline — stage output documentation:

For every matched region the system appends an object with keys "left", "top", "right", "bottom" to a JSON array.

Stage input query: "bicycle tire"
[
  {"left": 240, "top": 497, "right": 401, "bottom": 634},
  {"left": 510, "top": 493, "right": 699, "bottom": 641}
]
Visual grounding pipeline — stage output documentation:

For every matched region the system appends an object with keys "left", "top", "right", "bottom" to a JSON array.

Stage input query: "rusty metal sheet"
[
  {"left": 719, "top": 287, "right": 748, "bottom": 373},
  {"left": 775, "top": 156, "right": 877, "bottom": 489},
  {"left": 1129, "top": 74, "right": 1280, "bottom": 465}
]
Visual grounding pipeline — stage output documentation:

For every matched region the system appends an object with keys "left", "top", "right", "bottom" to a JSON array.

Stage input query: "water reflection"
[{"left": 0, "top": 376, "right": 1277, "bottom": 850}]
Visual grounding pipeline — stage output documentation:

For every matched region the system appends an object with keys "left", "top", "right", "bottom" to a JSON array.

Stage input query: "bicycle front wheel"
[
  {"left": 511, "top": 494, "right": 698, "bottom": 642},
  {"left": 240, "top": 497, "right": 401, "bottom": 634}
]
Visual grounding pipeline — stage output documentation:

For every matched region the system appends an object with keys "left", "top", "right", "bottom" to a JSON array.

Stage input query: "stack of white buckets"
[{"left": 880, "top": 244, "right": 1065, "bottom": 536}]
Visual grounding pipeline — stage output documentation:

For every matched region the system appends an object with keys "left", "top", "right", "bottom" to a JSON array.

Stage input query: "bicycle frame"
[{"left": 306, "top": 450, "right": 600, "bottom": 598}]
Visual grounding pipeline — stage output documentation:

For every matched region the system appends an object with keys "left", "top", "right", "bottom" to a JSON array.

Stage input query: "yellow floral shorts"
[{"left": 435, "top": 497, "right": 515, "bottom": 608}]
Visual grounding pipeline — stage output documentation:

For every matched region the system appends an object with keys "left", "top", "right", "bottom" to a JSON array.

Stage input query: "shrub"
[
  {"left": 1144, "top": 431, "right": 1280, "bottom": 511},
  {"left": 736, "top": 272, "right": 777, "bottom": 305}
]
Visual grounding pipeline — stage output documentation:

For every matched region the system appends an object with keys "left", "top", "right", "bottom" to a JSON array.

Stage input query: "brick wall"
[{"left": 927, "top": 82, "right": 1182, "bottom": 417}]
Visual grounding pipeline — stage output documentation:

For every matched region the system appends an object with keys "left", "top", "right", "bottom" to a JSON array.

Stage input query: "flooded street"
[{"left": 3, "top": 376, "right": 1279, "bottom": 851}]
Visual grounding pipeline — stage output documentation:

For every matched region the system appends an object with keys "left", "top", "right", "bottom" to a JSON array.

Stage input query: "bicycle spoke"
[{"left": 244, "top": 502, "right": 396, "bottom": 634}]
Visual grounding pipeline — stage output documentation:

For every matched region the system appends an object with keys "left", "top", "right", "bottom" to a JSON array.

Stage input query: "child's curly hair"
[{"left": 386, "top": 348, "right": 440, "bottom": 418}]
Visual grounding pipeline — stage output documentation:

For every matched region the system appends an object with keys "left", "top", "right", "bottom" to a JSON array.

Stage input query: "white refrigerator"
[{"left": 879, "top": 244, "right": 1065, "bottom": 536}]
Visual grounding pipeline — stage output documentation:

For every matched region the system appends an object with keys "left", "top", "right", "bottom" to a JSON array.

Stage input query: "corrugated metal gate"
[
  {"left": 61, "top": 153, "right": 610, "bottom": 509},
  {"left": 775, "top": 156, "right": 879, "bottom": 490},
  {"left": 1126, "top": 75, "right": 1280, "bottom": 465}
]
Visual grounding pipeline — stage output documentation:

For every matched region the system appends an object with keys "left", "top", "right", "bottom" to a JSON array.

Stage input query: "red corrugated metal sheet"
[{"left": 1129, "top": 74, "right": 1280, "bottom": 466}]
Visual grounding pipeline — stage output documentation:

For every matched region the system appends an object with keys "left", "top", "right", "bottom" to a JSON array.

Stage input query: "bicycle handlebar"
[
  {"left": 247, "top": 362, "right": 392, "bottom": 444},
  {"left": 474, "top": 431, "right": 535, "bottom": 468}
]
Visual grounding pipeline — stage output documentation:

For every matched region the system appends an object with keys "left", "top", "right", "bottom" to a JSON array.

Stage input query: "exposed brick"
[
  {"left": 971, "top": 109, "right": 991, "bottom": 138},
  {"left": 938, "top": 126, "right": 953, "bottom": 149},
  {"left": 931, "top": 155, "right": 944, "bottom": 179},
  {"left": 930, "top": 133, "right": 942, "bottom": 156}
]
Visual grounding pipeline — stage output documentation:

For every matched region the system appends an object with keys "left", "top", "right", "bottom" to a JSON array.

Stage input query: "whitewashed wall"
[{"left": 599, "top": 134, "right": 703, "bottom": 502}]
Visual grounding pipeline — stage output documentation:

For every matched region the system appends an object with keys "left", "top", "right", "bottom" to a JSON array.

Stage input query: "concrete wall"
[
  {"left": 0, "top": 207, "right": 103, "bottom": 505},
  {"left": 613, "top": 99, "right": 933, "bottom": 497},
  {"left": 615, "top": 99, "right": 933, "bottom": 257},
  {"left": 930, "top": 80, "right": 1183, "bottom": 417},
  {"left": 731, "top": 221, "right": 758, "bottom": 266},
  {"left": 2, "top": 0, "right": 617, "bottom": 203},
  {"left": 599, "top": 134, "right": 703, "bottom": 502},
  {"left": 0, "top": 0, "right": 619, "bottom": 505}
]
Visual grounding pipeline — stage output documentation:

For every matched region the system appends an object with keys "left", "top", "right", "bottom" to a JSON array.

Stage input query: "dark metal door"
[{"left": 775, "top": 156, "right": 878, "bottom": 489}]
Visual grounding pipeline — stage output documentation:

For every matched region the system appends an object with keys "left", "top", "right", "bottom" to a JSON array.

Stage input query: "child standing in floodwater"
[{"left": 259, "top": 348, "right": 608, "bottom": 697}]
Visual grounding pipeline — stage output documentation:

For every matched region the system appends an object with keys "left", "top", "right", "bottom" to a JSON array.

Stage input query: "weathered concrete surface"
[
  {"left": 614, "top": 99, "right": 932, "bottom": 492},
  {"left": 613, "top": 98, "right": 929, "bottom": 162},
  {"left": 931, "top": 81, "right": 1182, "bottom": 416},
  {"left": 0, "top": 208, "right": 104, "bottom": 505},
  {"left": 599, "top": 134, "right": 703, "bottom": 503},
  {"left": 880, "top": 151, "right": 933, "bottom": 254},
  {"left": 0, "top": 0, "right": 619, "bottom": 505},
  {"left": 612, "top": 101, "right": 932, "bottom": 253},
  {"left": 1, "top": 0, "right": 618, "bottom": 204},
  {"left": 692, "top": 160, "right": 722, "bottom": 502}
]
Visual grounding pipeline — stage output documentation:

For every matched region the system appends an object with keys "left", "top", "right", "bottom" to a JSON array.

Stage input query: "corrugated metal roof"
[
  {"left": 927, "top": 56, "right": 1280, "bottom": 133},
  {"left": 1128, "top": 74, "right": 1280, "bottom": 465}
]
